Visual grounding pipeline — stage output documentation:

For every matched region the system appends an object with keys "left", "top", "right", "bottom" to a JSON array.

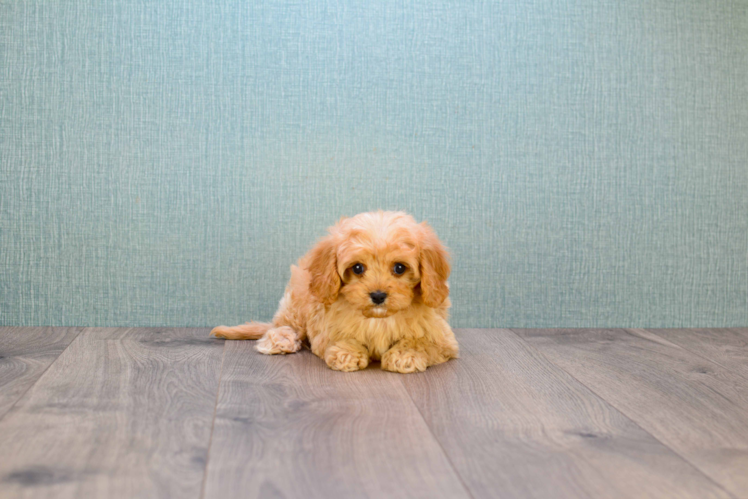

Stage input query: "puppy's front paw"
[
  {"left": 325, "top": 345, "right": 369, "bottom": 372},
  {"left": 381, "top": 348, "right": 429, "bottom": 373}
]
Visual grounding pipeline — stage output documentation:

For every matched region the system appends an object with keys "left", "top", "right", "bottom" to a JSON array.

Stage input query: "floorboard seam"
[
  {"left": 0, "top": 326, "right": 85, "bottom": 424},
  {"left": 397, "top": 376, "right": 475, "bottom": 499},
  {"left": 505, "top": 328, "right": 737, "bottom": 499},
  {"left": 200, "top": 337, "right": 227, "bottom": 499},
  {"left": 641, "top": 328, "right": 748, "bottom": 383}
]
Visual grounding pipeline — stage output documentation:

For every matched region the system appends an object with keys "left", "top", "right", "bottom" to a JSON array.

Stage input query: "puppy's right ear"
[{"left": 307, "top": 236, "right": 341, "bottom": 305}]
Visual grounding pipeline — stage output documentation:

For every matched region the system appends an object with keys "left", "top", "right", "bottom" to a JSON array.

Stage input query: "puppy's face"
[
  {"left": 337, "top": 232, "right": 420, "bottom": 318},
  {"left": 307, "top": 212, "right": 450, "bottom": 317}
]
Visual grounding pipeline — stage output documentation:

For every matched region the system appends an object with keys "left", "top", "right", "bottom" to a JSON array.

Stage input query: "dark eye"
[
  {"left": 393, "top": 263, "right": 407, "bottom": 275},
  {"left": 352, "top": 263, "right": 365, "bottom": 275}
]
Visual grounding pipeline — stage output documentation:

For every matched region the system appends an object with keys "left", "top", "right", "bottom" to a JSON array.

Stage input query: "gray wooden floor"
[{"left": 0, "top": 327, "right": 746, "bottom": 498}]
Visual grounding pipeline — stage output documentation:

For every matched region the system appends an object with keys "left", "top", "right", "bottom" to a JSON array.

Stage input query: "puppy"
[{"left": 211, "top": 211, "right": 458, "bottom": 373}]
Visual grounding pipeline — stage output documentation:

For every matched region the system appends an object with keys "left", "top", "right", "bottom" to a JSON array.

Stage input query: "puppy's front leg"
[
  {"left": 381, "top": 338, "right": 430, "bottom": 373},
  {"left": 382, "top": 334, "right": 459, "bottom": 373},
  {"left": 324, "top": 339, "right": 369, "bottom": 372}
]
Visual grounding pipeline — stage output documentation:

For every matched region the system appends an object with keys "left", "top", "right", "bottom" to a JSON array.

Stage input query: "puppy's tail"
[{"left": 210, "top": 322, "right": 272, "bottom": 340}]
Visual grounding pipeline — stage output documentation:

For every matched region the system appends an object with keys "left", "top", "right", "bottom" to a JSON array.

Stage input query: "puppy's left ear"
[
  {"left": 307, "top": 235, "right": 341, "bottom": 306},
  {"left": 419, "top": 223, "right": 451, "bottom": 308}
]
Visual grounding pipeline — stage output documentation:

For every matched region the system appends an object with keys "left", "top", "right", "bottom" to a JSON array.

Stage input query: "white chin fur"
[{"left": 366, "top": 306, "right": 389, "bottom": 318}]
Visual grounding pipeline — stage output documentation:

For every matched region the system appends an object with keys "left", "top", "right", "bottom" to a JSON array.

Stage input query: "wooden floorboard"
[
  {"left": 515, "top": 327, "right": 748, "bottom": 497},
  {"left": 0, "top": 327, "right": 82, "bottom": 420},
  {"left": 646, "top": 328, "right": 748, "bottom": 380},
  {"left": 0, "top": 328, "right": 224, "bottom": 498},
  {"left": 399, "top": 328, "right": 729, "bottom": 498},
  {"left": 1, "top": 326, "right": 746, "bottom": 498},
  {"left": 202, "top": 340, "right": 469, "bottom": 499}
]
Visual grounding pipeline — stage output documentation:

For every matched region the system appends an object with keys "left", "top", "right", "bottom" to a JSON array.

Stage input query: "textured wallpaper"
[{"left": 1, "top": 0, "right": 747, "bottom": 328}]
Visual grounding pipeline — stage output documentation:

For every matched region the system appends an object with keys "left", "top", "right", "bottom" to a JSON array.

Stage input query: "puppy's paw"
[
  {"left": 255, "top": 327, "right": 302, "bottom": 355},
  {"left": 381, "top": 348, "right": 429, "bottom": 373},
  {"left": 325, "top": 345, "right": 369, "bottom": 372}
]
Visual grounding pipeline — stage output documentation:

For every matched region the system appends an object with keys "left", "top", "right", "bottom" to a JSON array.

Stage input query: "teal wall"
[{"left": 2, "top": 1, "right": 747, "bottom": 328}]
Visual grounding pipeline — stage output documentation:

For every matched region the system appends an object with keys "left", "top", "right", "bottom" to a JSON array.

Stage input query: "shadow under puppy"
[{"left": 211, "top": 211, "right": 459, "bottom": 373}]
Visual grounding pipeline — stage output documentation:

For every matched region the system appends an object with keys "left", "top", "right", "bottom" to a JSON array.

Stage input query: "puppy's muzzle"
[{"left": 369, "top": 291, "right": 387, "bottom": 305}]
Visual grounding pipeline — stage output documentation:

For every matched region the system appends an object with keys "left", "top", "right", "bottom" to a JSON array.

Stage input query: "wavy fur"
[{"left": 210, "top": 211, "right": 459, "bottom": 373}]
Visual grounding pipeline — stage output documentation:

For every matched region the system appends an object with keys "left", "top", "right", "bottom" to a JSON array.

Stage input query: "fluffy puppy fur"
[{"left": 211, "top": 211, "right": 458, "bottom": 373}]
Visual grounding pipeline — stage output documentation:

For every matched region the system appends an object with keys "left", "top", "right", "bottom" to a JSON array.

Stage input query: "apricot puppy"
[{"left": 211, "top": 211, "right": 458, "bottom": 373}]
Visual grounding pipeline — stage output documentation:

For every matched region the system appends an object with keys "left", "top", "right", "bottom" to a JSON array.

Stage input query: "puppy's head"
[{"left": 307, "top": 211, "right": 450, "bottom": 318}]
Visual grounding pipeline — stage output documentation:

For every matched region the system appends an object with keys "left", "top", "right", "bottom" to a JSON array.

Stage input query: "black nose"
[{"left": 370, "top": 291, "right": 387, "bottom": 305}]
